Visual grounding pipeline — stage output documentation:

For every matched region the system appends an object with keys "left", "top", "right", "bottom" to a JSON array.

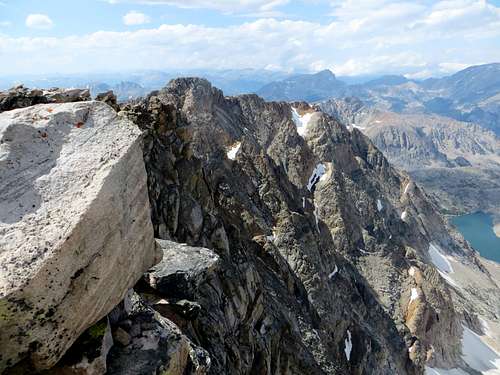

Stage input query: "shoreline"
[{"left": 494, "top": 222, "right": 500, "bottom": 239}]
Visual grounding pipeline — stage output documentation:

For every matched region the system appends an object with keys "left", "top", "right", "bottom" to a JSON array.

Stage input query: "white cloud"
[
  {"left": 107, "top": 0, "right": 289, "bottom": 14},
  {"left": 2, "top": 1, "right": 499, "bottom": 76},
  {"left": 123, "top": 11, "right": 151, "bottom": 25},
  {"left": 25, "top": 14, "right": 54, "bottom": 30},
  {"left": 438, "top": 62, "right": 471, "bottom": 73}
]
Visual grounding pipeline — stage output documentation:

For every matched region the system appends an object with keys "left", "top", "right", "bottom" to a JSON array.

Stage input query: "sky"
[{"left": 0, "top": 0, "right": 499, "bottom": 78}]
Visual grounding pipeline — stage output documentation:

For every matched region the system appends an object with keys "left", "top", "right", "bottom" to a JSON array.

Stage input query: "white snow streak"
[
  {"left": 429, "top": 243, "right": 460, "bottom": 287},
  {"left": 227, "top": 142, "right": 241, "bottom": 160},
  {"left": 349, "top": 123, "right": 366, "bottom": 131},
  {"left": 313, "top": 205, "right": 320, "bottom": 233},
  {"left": 307, "top": 163, "right": 326, "bottom": 191},
  {"left": 377, "top": 199, "right": 383, "bottom": 212},
  {"left": 344, "top": 330, "right": 353, "bottom": 361},
  {"left": 428, "top": 243, "right": 453, "bottom": 274},
  {"left": 329, "top": 264, "right": 339, "bottom": 279}
]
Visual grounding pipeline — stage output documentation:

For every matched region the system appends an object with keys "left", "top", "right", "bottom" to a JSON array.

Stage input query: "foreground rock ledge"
[{"left": 0, "top": 101, "right": 161, "bottom": 371}]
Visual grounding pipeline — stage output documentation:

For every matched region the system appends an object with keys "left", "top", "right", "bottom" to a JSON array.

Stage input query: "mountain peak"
[{"left": 314, "top": 69, "right": 336, "bottom": 79}]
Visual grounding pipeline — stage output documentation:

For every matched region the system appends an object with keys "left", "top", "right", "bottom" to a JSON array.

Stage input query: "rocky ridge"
[
  {"left": 0, "top": 81, "right": 499, "bottom": 374},
  {"left": 320, "top": 97, "right": 500, "bottom": 225}
]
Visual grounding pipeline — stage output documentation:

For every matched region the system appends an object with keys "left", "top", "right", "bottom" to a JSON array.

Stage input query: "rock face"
[
  {"left": 116, "top": 77, "right": 499, "bottom": 374},
  {"left": 0, "top": 101, "right": 161, "bottom": 371},
  {"left": 259, "top": 63, "right": 500, "bottom": 134},
  {"left": 320, "top": 98, "right": 500, "bottom": 220},
  {"left": 0, "top": 85, "right": 90, "bottom": 113}
]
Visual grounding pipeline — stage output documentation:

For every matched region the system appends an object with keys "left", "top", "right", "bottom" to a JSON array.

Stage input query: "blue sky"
[{"left": 0, "top": 0, "right": 499, "bottom": 77}]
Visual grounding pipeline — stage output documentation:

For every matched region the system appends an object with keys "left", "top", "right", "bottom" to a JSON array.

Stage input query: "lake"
[{"left": 451, "top": 212, "right": 500, "bottom": 263}]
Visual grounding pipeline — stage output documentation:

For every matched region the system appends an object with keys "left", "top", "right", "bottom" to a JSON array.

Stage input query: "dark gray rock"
[
  {"left": 106, "top": 291, "right": 210, "bottom": 375},
  {"left": 0, "top": 85, "right": 90, "bottom": 113},
  {"left": 145, "top": 240, "right": 219, "bottom": 299}
]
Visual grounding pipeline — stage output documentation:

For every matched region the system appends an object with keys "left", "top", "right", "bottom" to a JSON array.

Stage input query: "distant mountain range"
[
  {"left": 320, "top": 97, "right": 500, "bottom": 223},
  {"left": 258, "top": 63, "right": 500, "bottom": 135},
  {"left": 3, "top": 64, "right": 498, "bottom": 133},
  {"left": 0, "top": 69, "right": 291, "bottom": 101},
  {"left": 256, "top": 70, "right": 347, "bottom": 102}
]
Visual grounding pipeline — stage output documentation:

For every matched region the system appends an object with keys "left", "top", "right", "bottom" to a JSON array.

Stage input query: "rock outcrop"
[
  {"left": 0, "top": 85, "right": 90, "bottom": 113},
  {"left": 0, "top": 101, "right": 161, "bottom": 372}
]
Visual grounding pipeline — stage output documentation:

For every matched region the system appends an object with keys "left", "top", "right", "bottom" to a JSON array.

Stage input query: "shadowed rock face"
[
  {"left": 117, "top": 77, "right": 485, "bottom": 374},
  {"left": 0, "top": 101, "right": 161, "bottom": 371}
]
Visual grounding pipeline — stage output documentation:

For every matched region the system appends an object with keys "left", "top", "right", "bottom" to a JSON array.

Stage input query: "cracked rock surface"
[{"left": 0, "top": 101, "right": 161, "bottom": 371}]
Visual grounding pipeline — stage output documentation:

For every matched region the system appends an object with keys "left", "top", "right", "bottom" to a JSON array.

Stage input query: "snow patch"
[
  {"left": 429, "top": 243, "right": 460, "bottom": 287},
  {"left": 401, "top": 210, "right": 409, "bottom": 221},
  {"left": 313, "top": 205, "right": 320, "bottom": 233},
  {"left": 302, "top": 197, "right": 306, "bottom": 209},
  {"left": 426, "top": 325, "right": 500, "bottom": 374},
  {"left": 377, "top": 199, "right": 383, "bottom": 212},
  {"left": 291, "top": 107, "right": 314, "bottom": 136},
  {"left": 227, "top": 142, "right": 241, "bottom": 160},
  {"left": 329, "top": 264, "right": 339, "bottom": 279},
  {"left": 461, "top": 325, "right": 500, "bottom": 374},
  {"left": 307, "top": 163, "right": 326, "bottom": 191},
  {"left": 344, "top": 330, "right": 353, "bottom": 361},
  {"left": 428, "top": 243, "right": 453, "bottom": 273},
  {"left": 348, "top": 124, "right": 366, "bottom": 132},
  {"left": 410, "top": 288, "right": 419, "bottom": 302}
]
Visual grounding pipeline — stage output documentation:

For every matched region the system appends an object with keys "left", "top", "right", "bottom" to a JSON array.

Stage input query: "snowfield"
[{"left": 426, "top": 325, "right": 500, "bottom": 374}]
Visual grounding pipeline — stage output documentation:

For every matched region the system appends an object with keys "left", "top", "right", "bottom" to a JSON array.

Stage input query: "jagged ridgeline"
[{"left": 0, "top": 81, "right": 498, "bottom": 374}]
